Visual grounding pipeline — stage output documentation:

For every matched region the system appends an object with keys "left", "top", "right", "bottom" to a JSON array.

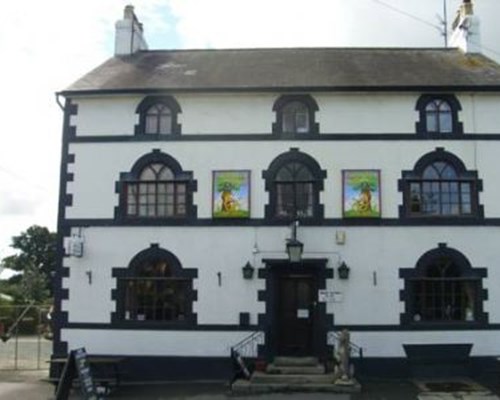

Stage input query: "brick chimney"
[
  {"left": 115, "top": 5, "right": 148, "bottom": 56},
  {"left": 450, "top": 0, "right": 481, "bottom": 53}
]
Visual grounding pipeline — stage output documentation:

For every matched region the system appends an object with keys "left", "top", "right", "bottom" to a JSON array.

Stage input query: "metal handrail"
[
  {"left": 231, "top": 331, "right": 265, "bottom": 359},
  {"left": 327, "top": 331, "right": 364, "bottom": 359}
]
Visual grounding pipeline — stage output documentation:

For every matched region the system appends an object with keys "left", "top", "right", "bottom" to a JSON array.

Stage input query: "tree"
[{"left": 1, "top": 225, "right": 56, "bottom": 301}]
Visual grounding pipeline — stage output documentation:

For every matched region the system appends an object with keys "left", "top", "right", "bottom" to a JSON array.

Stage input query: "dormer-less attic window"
[
  {"left": 415, "top": 94, "right": 463, "bottom": 136},
  {"left": 145, "top": 104, "right": 172, "bottom": 134},
  {"left": 272, "top": 95, "right": 319, "bottom": 136},
  {"left": 282, "top": 101, "right": 310, "bottom": 133},
  {"left": 135, "top": 96, "right": 182, "bottom": 136}
]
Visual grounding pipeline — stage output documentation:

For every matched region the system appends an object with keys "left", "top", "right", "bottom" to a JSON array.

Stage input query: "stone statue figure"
[{"left": 333, "top": 329, "right": 354, "bottom": 385}]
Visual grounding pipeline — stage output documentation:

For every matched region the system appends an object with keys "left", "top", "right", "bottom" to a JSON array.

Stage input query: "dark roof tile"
[{"left": 62, "top": 47, "right": 500, "bottom": 94}]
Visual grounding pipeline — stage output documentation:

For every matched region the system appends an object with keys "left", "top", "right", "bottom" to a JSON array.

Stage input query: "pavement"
[{"left": 0, "top": 369, "right": 499, "bottom": 400}]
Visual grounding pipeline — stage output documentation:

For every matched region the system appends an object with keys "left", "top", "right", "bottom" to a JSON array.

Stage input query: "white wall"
[
  {"left": 65, "top": 140, "right": 500, "bottom": 219},
  {"left": 61, "top": 225, "right": 500, "bottom": 325},
  {"left": 70, "top": 92, "right": 500, "bottom": 136}
]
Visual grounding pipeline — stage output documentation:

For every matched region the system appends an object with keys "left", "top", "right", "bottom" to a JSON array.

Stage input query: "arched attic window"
[
  {"left": 135, "top": 96, "right": 182, "bottom": 136},
  {"left": 415, "top": 94, "right": 463, "bottom": 135},
  {"left": 272, "top": 95, "right": 319, "bottom": 135}
]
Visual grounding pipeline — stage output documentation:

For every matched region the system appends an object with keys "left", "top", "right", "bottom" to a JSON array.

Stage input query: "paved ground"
[{"left": 0, "top": 369, "right": 499, "bottom": 400}]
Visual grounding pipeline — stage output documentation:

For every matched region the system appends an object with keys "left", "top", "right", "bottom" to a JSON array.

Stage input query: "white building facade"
[{"left": 53, "top": 3, "right": 500, "bottom": 380}]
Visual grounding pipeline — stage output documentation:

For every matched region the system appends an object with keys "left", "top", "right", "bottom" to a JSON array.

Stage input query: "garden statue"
[{"left": 333, "top": 329, "right": 354, "bottom": 385}]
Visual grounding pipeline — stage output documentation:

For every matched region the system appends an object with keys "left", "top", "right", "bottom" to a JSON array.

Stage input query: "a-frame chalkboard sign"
[{"left": 55, "top": 347, "right": 100, "bottom": 400}]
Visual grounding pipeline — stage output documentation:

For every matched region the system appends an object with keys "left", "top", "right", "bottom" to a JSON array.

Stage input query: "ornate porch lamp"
[{"left": 286, "top": 219, "right": 303, "bottom": 263}]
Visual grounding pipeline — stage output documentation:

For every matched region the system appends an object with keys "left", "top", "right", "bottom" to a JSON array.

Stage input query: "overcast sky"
[{"left": 0, "top": 0, "right": 498, "bottom": 266}]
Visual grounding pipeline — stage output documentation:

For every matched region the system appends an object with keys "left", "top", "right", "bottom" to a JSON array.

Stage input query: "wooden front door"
[{"left": 275, "top": 273, "right": 317, "bottom": 356}]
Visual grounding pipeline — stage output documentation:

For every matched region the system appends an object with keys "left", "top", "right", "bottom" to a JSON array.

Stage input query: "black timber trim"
[
  {"left": 262, "top": 148, "right": 326, "bottom": 221},
  {"left": 399, "top": 243, "right": 489, "bottom": 327},
  {"left": 114, "top": 149, "right": 198, "bottom": 221},
  {"left": 56, "top": 322, "right": 500, "bottom": 331},
  {"left": 272, "top": 94, "right": 320, "bottom": 136},
  {"left": 398, "top": 147, "right": 484, "bottom": 220},
  {"left": 257, "top": 258, "right": 332, "bottom": 362},
  {"left": 110, "top": 243, "right": 198, "bottom": 327},
  {"left": 67, "top": 133, "right": 500, "bottom": 143},
  {"left": 415, "top": 94, "right": 463, "bottom": 136},
  {"left": 58, "top": 85, "right": 500, "bottom": 97},
  {"left": 135, "top": 95, "right": 182, "bottom": 136},
  {"left": 61, "top": 217, "right": 500, "bottom": 227},
  {"left": 52, "top": 97, "right": 78, "bottom": 357}
]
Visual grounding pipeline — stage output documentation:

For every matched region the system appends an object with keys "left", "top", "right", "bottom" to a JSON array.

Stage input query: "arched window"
[
  {"left": 415, "top": 94, "right": 463, "bottom": 135},
  {"left": 115, "top": 150, "right": 197, "bottom": 219},
  {"left": 263, "top": 149, "right": 326, "bottom": 220},
  {"left": 425, "top": 99, "right": 452, "bottom": 133},
  {"left": 399, "top": 148, "right": 482, "bottom": 218},
  {"left": 272, "top": 95, "right": 319, "bottom": 135},
  {"left": 145, "top": 103, "right": 172, "bottom": 134},
  {"left": 400, "top": 245, "right": 487, "bottom": 325},
  {"left": 113, "top": 245, "right": 197, "bottom": 324},
  {"left": 135, "top": 96, "right": 182, "bottom": 136}
]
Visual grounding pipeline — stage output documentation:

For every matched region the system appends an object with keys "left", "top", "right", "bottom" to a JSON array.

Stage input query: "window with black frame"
[
  {"left": 263, "top": 149, "right": 326, "bottom": 220},
  {"left": 126, "top": 163, "right": 187, "bottom": 218},
  {"left": 415, "top": 94, "right": 463, "bottom": 135},
  {"left": 123, "top": 258, "right": 190, "bottom": 322},
  {"left": 114, "top": 245, "right": 197, "bottom": 325},
  {"left": 116, "top": 150, "right": 196, "bottom": 220},
  {"left": 135, "top": 96, "right": 182, "bottom": 136},
  {"left": 275, "top": 162, "right": 315, "bottom": 218},
  {"left": 399, "top": 149, "right": 482, "bottom": 219},
  {"left": 400, "top": 245, "right": 487, "bottom": 325},
  {"left": 272, "top": 95, "right": 319, "bottom": 135},
  {"left": 144, "top": 103, "right": 173, "bottom": 134}
]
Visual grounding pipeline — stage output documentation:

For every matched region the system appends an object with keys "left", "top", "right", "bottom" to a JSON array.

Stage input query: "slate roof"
[{"left": 62, "top": 47, "right": 500, "bottom": 95}]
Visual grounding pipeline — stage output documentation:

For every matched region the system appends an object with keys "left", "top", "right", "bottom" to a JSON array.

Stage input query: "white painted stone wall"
[
  {"left": 70, "top": 92, "right": 500, "bottom": 136},
  {"left": 65, "top": 140, "right": 500, "bottom": 220},
  {"left": 61, "top": 226, "right": 500, "bottom": 324}
]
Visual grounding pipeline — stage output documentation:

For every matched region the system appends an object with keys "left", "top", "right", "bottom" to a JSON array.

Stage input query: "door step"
[
  {"left": 273, "top": 356, "right": 319, "bottom": 367},
  {"left": 266, "top": 364, "right": 325, "bottom": 375},
  {"left": 231, "top": 356, "right": 361, "bottom": 395}
]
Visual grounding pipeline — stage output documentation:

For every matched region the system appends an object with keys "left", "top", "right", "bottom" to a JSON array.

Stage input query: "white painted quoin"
[{"left": 54, "top": 2, "right": 500, "bottom": 381}]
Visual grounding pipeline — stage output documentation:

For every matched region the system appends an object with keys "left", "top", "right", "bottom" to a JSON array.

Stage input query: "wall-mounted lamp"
[
  {"left": 242, "top": 262, "right": 255, "bottom": 280},
  {"left": 337, "top": 262, "right": 350, "bottom": 280},
  {"left": 286, "top": 219, "right": 303, "bottom": 263}
]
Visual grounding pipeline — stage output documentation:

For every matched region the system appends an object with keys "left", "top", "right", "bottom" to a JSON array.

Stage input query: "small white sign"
[
  {"left": 318, "top": 290, "right": 335, "bottom": 303},
  {"left": 318, "top": 290, "right": 343, "bottom": 303},
  {"left": 297, "top": 309, "right": 309, "bottom": 318}
]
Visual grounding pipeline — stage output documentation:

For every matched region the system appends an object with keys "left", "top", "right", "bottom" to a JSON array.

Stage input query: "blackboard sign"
[
  {"left": 54, "top": 347, "right": 99, "bottom": 400},
  {"left": 74, "top": 348, "right": 98, "bottom": 400}
]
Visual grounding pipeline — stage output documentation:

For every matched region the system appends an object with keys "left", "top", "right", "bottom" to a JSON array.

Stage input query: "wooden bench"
[{"left": 49, "top": 356, "right": 126, "bottom": 389}]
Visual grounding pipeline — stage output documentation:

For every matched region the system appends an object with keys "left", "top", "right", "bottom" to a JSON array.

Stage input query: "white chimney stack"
[
  {"left": 115, "top": 5, "right": 148, "bottom": 56},
  {"left": 450, "top": 0, "right": 481, "bottom": 54}
]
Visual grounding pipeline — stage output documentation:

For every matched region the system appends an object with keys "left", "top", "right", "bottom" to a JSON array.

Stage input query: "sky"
[{"left": 0, "top": 0, "right": 499, "bottom": 270}]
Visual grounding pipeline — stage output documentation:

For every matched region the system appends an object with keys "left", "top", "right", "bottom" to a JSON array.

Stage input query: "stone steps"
[
  {"left": 266, "top": 364, "right": 325, "bottom": 375},
  {"left": 230, "top": 356, "right": 361, "bottom": 395},
  {"left": 273, "top": 356, "right": 319, "bottom": 366},
  {"left": 252, "top": 371, "right": 333, "bottom": 384}
]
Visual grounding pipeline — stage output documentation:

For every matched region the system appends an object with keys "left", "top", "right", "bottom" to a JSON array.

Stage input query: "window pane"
[
  {"left": 276, "top": 183, "right": 294, "bottom": 217},
  {"left": 145, "top": 115, "right": 158, "bottom": 134},
  {"left": 295, "top": 111, "right": 309, "bottom": 133},
  {"left": 439, "top": 111, "right": 452, "bottom": 133},
  {"left": 426, "top": 111, "right": 438, "bottom": 132},
  {"left": 159, "top": 115, "right": 172, "bottom": 134}
]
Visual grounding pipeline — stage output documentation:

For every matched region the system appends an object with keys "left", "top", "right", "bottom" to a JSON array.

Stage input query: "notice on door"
[{"left": 297, "top": 309, "right": 309, "bottom": 318}]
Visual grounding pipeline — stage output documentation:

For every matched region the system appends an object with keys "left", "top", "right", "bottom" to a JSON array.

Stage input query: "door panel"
[{"left": 276, "top": 273, "right": 316, "bottom": 356}]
